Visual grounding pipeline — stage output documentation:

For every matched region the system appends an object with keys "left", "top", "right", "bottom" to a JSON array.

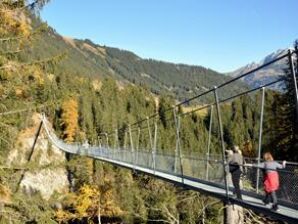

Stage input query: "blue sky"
[{"left": 41, "top": 0, "right": 298, "bottom": 73}]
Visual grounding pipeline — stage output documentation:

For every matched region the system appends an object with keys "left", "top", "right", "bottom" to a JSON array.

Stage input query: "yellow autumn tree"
[
  {"left": 0, "top": 0, "right": 55, "bottom": 98},
  {"left": 99, "top": 176, "right": 123, "bottom": 218},
  {"left": 0, "top": 183, "right": 11, "bottom": 204},
  {"left": 56, "top": 185, "right": 98, "bottom": 223},
  {"left": 75, "top": 184, "right": 100, "bottom": 217},
  {"left": 0, "top": 0, "right": 31, "bottom": 38},
  {"left": 60, "top": 98, "right": 79, "bottom": 142},
  {"left": 56, "top": 183, "right": 123, "bottom": 223},
  {"left": 0, "top": 1, "right": 31, "bottom": 82}
]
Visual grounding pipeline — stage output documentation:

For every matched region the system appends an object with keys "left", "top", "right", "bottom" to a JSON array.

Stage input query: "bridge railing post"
[
  {"left": 173, "top": 108, "right": 184, "bottom": 180},
  {"left": 153, "top": 119, "right": 158, "bottom": 173},
  {"left": 113, "top": 129, "right": 118, "bottom": 161},
  {"left": 105, "top": 133, "right": 110, "bottom": 159},
  {"left": 256, "top": 87, "right": 265, "bottom": 193},
  {"left": 137, "top": 127, "right": 141, "bottom": 151},
  {"left": 146, "top": 117, "right": 154, "bottom": 168},
  {"left": 147, "top": 117, "right": 153, "bottom": 150},
  {"left": 177, "top": 116, "right": 184, "bottom": 182},
  {"left": 206, "top": 105, "right": 213, "bottom": 181},
  {"left": 136, "top": 127, "right": 141, "bottom": 166},
  {"left": 123, "top": 131, "right": 127, "bottom": 150},
  {"left": 173, "top": 108, "right": 179, "bottom": 173},
  {"left": 288, "top": 49, "right": 298, "bottom": 134},
  {"left": 114, "top": 129, "right": 118, "bottom": 149},
  {"left": 213, "top": 86, "right": 229, "bottom": 200},
  {"left": 105, "top": 133, "right": 109, "bottom": 149},
  {"left": 129, "top": 125, "right": 135, "bottom": 169},
  {"left": 97, "top": 135, "right": 101, "bottom": 148}
]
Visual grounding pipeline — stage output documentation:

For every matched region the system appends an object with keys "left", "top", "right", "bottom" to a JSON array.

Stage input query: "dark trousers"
[
  {"left": 231, "top": 169, "right": 242, "bottom": 199},
  {"left": 264, "top": 191, "right": 278, "bottom": 205}
]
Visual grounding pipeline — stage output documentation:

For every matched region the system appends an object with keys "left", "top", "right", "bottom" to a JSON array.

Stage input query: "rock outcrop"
[{"left": 7, "top": 113, "right": 69, "bottom": 200}]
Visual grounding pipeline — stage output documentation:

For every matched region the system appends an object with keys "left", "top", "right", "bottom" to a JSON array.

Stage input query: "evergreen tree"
[{"left": 264, "top": 43, "right": 298, "bottom": 161}]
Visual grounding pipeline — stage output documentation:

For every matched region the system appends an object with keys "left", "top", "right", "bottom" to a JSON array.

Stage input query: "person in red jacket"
[{"left": 259, "top": 152, "right": 286, "bottom": 211}]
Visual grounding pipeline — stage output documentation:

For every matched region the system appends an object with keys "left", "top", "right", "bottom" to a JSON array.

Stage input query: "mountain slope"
[
  {"left": 228, "top": 49, "right": 289, "bottom": 89},
  {"left": 21, "top": 24, "right": 247, "bottom": 102}
]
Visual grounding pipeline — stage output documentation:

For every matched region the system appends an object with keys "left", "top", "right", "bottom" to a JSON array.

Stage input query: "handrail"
[
  {"left": 41, "top": 113, "right": 298, "bottom": 216},
  {"left": 99, "top": 49, "right": 295, "bottom": 137}
]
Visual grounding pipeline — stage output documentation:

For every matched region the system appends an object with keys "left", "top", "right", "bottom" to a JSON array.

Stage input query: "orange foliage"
[
  {"left": 242, "top": 140, "right": 256, "bottom": 157},
  {"left": 56, "top": 184, "right": 123, "bottom": 223},
  {"left": 99, "top": 176, "right": 123, "bottom": 217},
  {"left": 75, "top": 185, "right": 100, "bottom": 217},
  {"left": 61, "top": 98, "right": 78, "bottom": 142},
  {"left": 0, "top": 184, "right": 11, "bottom": 204},
  {"left": 0, "top": 9, "right": 31, "bottom": 39}
]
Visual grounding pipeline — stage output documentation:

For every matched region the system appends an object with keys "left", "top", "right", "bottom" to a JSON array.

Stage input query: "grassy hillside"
[{"left": 21, "top": 20, "right": 247, "bottom": 102}]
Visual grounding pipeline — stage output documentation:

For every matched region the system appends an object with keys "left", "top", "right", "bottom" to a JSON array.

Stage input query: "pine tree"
[
  {"left": 283, "top": 42, "right": 298, "bottom": 161},
  {"left": 264, "top": 43, "right": 298, "bottom": 161}
]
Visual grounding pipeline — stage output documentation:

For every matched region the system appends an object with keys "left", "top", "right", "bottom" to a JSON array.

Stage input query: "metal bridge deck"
[
  {"left": 42, "top": 112, "right": 298, "bottom": 223},
  {"left": 93, "top": 155, "right": 298, "bottom": 224}
]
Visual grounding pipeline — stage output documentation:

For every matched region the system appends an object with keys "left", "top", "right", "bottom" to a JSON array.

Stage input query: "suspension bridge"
[{"left": 2, "top": 49, "right": 298, "bottom": 223}]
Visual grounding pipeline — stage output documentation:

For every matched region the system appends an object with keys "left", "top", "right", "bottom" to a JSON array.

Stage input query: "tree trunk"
[
  {"left": 202, "top": 206, "right": 205, "bottom": 224},
  {"left": 224, "top": 174, "right": 244, "bottom": 224},
  {"left": 224, "top": 203, "right": 244, "bottom": 224},
  {"left": 97, "top": 195, "right": 101, "bottom": 224}
]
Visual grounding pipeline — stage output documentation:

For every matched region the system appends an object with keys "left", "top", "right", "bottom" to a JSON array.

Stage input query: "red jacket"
[{"left": 264, "top": 171, "right": 279, "bottom": 193}]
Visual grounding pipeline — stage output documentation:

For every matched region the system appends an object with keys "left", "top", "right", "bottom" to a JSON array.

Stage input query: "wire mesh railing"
[
  {"left": 42, "top": 114, "right": 298, "bottom": 208},
  {"left": 39, "top": 48, "right": 298, "bottom": 212},
  {"left": 242, "top": 158, "right": 298, "bottom": 205}
]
